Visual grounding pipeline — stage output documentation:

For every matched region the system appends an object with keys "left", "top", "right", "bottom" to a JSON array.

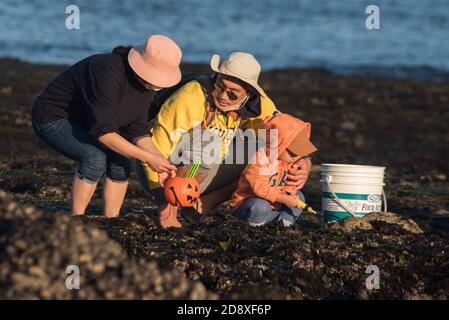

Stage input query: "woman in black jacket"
[{"left": 31, "top": 35, "right": 180, "bottom": 217}]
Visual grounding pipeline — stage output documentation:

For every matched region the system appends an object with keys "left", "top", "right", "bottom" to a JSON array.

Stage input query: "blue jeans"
[
  {"left": 234, "top": 191, "right": 305, "bottom": 226},
  {"left": 32, "top": 118, "right": 130, "bottom": 183}
]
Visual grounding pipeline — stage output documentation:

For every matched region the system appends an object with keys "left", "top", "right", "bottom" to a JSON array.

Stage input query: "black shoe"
[{"left": 180, "top": 206, "right": 203, "bottom": 224}]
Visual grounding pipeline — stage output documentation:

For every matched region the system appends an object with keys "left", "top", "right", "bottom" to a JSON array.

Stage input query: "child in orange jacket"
[{"left": 231, "top": 113, "right": 317, "bottom": 226}]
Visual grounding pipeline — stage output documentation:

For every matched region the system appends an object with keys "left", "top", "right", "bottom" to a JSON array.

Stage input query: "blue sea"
[{"left": 1, "top": 0, "right": 448, "bottom": 79}]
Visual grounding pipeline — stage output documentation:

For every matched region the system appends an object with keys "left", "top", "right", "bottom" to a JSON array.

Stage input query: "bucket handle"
[{"left": 324, "top": 175, "right": 387, "bottom": 217}]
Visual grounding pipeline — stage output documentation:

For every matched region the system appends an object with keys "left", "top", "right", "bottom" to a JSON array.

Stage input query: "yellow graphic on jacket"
[
  {"left": 143, "top": 80, "right": 279, "bottom": 189},
  {"left": 204, "top": 111, "right": 241, "bottom": 157}
]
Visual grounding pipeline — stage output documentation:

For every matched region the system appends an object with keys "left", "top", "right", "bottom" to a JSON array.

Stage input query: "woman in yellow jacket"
[{"left": 135, "top": 52, "right": 312, "bottom": 228}]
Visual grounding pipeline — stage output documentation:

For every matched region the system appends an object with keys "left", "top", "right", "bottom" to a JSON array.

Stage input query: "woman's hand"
[
  {"left": 286, "top": 157, "right": 312, "bottom": 190},
  {"left": 135, "top": 136, "right": 177, "bottom": 173},
  {"left": 145, "top": 153, "right": 177, "bottom": 173},
  {"left": 158, "top": 170, "right": 176, "bottom": 186}
]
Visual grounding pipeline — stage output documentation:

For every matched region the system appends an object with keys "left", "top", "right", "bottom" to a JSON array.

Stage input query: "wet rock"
[
  {"left": 0, "top": 85, "right": 13, "bottom": 96},
  {"left": 432, "top": 209, "right": 449, "bottom": 217},
  {"left": 9, "top": 182, "right": 39, "bottom": 195},
  {"left": 429, "top": 217, "right": 449, "bottom": 232},
  {"left": 341, "top": 120, "right": 356, "bottom": 131},
  {"left": 354, "top": 134, "right": 365, "bottom": 147},
  {"left": 0, "top": 191, "right": 216, "bottom": 299},
  {"left": 230, "top": 284, "right": 292, "bottom": 300},
  {"left": 331, "top": 212, "right": 424, "bottom": 234},
  {"left": 38, "top": 186, "right": 64, "bottom": 197}
]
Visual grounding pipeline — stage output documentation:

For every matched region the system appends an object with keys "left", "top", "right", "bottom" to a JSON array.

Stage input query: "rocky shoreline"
[{"left": 0, "top": 57, "right": 448, "bottom": 299}]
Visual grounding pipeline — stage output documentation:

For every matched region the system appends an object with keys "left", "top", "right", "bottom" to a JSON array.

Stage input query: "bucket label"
[
  {"left": 367, "top": 194, "right": 381, "bottom": 201},
  {"left": 322, "top": 192, "right": 382, "bottom": 216}
]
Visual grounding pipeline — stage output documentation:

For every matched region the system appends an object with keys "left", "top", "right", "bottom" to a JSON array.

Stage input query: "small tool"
[
  {"left": 296, "top": 197, "right": 318, "bottom": 215},
  {"left": 187, "top": 160, "right": 201, "bottom": 178}
]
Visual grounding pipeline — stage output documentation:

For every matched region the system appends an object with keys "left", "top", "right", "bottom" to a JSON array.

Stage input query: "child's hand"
[
  {"left": 158, "top": 170, "right": 176, "bottom": 186},
  {"left": 286, "top": 157, "right": 312, "bottom": 190}
]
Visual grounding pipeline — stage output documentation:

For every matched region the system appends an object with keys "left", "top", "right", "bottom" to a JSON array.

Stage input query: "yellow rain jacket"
[{"left": 143, "top": 80, "right": 279, "bottom": 189}]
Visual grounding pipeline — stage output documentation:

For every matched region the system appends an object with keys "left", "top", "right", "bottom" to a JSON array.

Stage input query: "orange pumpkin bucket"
[{"left": 164, "top": 177, "right": 200, "bottom": 207}]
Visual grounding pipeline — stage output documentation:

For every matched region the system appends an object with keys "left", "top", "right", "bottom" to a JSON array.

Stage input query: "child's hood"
[{"left": 262, "top": 113, "right": 312, "bottom": 156}]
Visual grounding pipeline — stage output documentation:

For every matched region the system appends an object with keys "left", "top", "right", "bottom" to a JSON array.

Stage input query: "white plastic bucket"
[{"left": 320, "top": 164, "right": 387, "bottom": 222}]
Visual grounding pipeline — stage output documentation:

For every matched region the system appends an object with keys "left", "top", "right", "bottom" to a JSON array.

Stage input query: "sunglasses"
[{"left": 214, "top": 81, "right": 241, "bottom": 101}]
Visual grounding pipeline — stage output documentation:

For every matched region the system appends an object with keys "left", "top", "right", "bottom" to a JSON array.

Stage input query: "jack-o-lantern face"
[{"left": 164, "top": 177, "right": 200, "bottom": 207}]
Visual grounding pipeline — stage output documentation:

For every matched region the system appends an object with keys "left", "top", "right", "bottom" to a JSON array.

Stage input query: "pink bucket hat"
[{"left": 128, "top": 35, "right": 182, "bottom": 88}]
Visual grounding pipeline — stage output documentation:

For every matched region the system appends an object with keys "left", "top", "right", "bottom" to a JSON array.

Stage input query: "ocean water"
[{"left": 0, "top": 0, "right": 448, "bottom": 77}]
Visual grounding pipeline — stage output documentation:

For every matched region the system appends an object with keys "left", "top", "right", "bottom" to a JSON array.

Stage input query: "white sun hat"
[{"left": 210, "top": 52, "right": 267, "bottom": 98}]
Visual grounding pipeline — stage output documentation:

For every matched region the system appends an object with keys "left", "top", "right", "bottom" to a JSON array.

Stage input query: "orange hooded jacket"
[{"left": 230, "top": 113, "right": 314, "bottom": 209}]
